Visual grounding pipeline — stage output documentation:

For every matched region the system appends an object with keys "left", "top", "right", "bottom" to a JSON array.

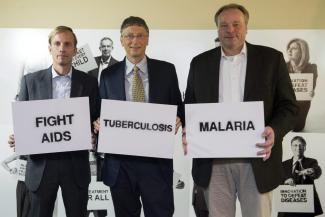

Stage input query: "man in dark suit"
[
  {"left": 93, "top": 16, "right": 183, "bottom": 217},
  {"left": 88, "top": 37, "right": 118, "bottom": 81},
  {"left": 9, "top": 26, "right": 99, "bottom": 217},
  {"left": 278, "top": 136, "right": 323, "bottom": 217},
  {"left": 183, "top": 3, "right": 298, "bottom": 217}
]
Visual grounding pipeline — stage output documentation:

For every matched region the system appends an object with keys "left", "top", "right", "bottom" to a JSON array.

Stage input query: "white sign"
[
  {"left": 72, "top": 44, "right": 97, "bottom": 72},
  {"left": 12, "top": 97, "right": 92, "bottom": 155},
  {"left": 98, "top": 100, "right": 177, "bottom": 159},
  {"left": 185, "top": 101, "right": 265, "bottom": 158},
  {"left": 87, "top": 181, "right": 114, "bottom": 211},
  {"left": 290, "top": 73, "right": 314, "bottom": 101},
  {"left": 15, "top": 159, "right": 27, "bottom": 181},
  {"left": 274, "top": 184, "right": 314, "bottom": 213}
]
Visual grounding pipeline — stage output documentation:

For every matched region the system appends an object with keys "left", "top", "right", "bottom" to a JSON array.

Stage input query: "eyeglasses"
[{"left": 122, "top": 34, "right": 148, "bottom": 40}]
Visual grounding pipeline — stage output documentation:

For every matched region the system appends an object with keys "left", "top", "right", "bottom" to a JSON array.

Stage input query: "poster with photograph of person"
[{"left": 272, "top": 132, "right": 324, "bottom": 217}]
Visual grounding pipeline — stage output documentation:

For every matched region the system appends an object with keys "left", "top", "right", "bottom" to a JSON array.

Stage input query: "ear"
[
  {"left": 73, "top": 47, "right": 77, "bottom": 56},
  {"left": 48, "top": 44, "right": 52, "bottom": 53}
]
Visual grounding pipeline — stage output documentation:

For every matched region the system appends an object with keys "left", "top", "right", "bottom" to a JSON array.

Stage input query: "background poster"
[{"left": 0, "top": 29, "right": 324, "bottom": 217}]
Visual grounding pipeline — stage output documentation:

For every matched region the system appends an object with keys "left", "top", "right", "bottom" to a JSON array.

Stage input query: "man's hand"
[
  {"left": 182, "top": 128, "right": 188, "bottom": 155},
  {"left": 256, "top": 126, "right": 275, "bottom": 161},
  {"left": 299, "top": 168, "right": 315, "bottom": 177},
  {"left": 8, "top": 134, "right": 15, "bottom": 148},
  {"left": 284, "top": 178, "right": 295, "bottom": 186},
  {"left": 175, "top": 116, "right": 182, "bottom": 134},
  {"left": 93, "top": 118, "right": 100, "bottom": 134}
]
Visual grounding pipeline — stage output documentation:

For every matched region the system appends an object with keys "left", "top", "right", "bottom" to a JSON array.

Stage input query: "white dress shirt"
[
  {"left": 124, "top": 57, "right": 149, "bottom": 102},
  {"left": 219, "top": 43, "right": 247, "bottom": 103}
]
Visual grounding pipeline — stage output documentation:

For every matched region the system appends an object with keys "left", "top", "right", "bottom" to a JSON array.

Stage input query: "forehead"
[
  {"left": 51, "top": 31, "right": 74, "bottom": 43},
  {"left": 101, "top": 39, "right": 112, "bottom": 45},
  {"left": 289, "top": 42, "right": 299, "bottom": 48},
  {"left": 122, "top": 25, "right": 148, "bottom": 34},
  {"left": 218, "top": 8, "right": 245, "bottom": 23}
]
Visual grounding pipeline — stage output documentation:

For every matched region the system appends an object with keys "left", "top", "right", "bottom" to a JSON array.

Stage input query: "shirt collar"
[
  {"left": 221, "top": 42, "right": 247, "bottom": 58},
  {"left": 125, "top": 56, "right": 147, "bottom": 76},
  {"left": 101, "top": 56, "right": 111, "bottom": 64},
  {"left": 51, "top": 66, "right": 72, "bottom": 79}
]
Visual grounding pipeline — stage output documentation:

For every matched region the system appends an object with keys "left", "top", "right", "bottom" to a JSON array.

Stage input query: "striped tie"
[{"left": 132, "top": 65, "right": 145, "bottom": 102}]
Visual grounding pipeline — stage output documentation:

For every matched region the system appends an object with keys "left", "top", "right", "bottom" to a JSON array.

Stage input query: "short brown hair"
[
  {"left": 214, "top": 3, "right": 249, "bottom": 26},
  {"left": 120, "top": 16, "right": 149, "bottom": 34},
  {"left": 48, "top": 26, "right": 77, "bottom": 47}
]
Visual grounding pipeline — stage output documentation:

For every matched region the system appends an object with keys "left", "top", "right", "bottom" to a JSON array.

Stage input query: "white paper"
[
  {"left": 98, "top": 100, "right": 177, "bottom": 159},
  {"left": 185, "top": 101, "right": 265, "bottom": 158},
  {"left": 87, "top": 181, "right": 114, "bottom": 211},
  {"left": 15, "top": 159, "right": 27, "bottom": 181},
  {"left": 72, "top": 44, "right": 98, "bottom": 72},
  {"left": 12, "top": 97, "right": 92, "bottom": 155},
  {"left": 274, "top": 184, "right": 314, "bottom": 213},
  {"left": 290, "top": 73, "right": 314, "bottom": 101}
]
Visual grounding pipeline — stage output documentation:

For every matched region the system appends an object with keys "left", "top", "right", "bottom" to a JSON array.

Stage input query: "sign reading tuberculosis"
[
  {"left": 12, "top": 97, "right": 92, "bottom": 155},
  {"left": 185, "top": 101, "right": 265, "bottom": 158},
  {"left": 97, "top": 100, "right": 177, "bottom": 159}
]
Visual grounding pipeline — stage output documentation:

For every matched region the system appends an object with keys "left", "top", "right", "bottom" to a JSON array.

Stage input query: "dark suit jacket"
[
  {"left": 184, "top": 43, "right": 298, "bottom": 193},
  {"left": 18, "top": 66, "right": 100, "bottom": 191},
  {"left": 99, "top": 57, "right": 183, "bottom": 187},
  {"left": 88, "top": 56, "right": 118, "bottom": 79},
  {"left": 280, "top": 157, "right": 323, "bottom": 215}
]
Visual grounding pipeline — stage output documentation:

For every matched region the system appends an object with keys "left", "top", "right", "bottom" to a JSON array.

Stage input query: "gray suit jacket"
[{"left": 18, "top": 66, "right": 99, "bottom": 191}]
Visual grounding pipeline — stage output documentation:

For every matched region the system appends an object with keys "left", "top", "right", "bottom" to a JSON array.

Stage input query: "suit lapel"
[
  {"left": 244, "top": 43, "right": 263, "bottom": 101},
  {"left": 40, "top": 67, "right": 52, "bottom": 99},
  {"left": 115, "top": 60, "right": 127, "bottom": 100},
  {"left": 70, "top": 68, "right": 83, "bottom": 97},
  {"left": 209, "top": 48, "right": 220, "bottom": 102},
  {"left": 147, "top": 57, "right": 157, "bottom": 103}
]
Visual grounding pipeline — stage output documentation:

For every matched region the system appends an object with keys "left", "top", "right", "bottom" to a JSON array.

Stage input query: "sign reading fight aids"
[
  {"left": 72, "top": 44, "right": 97, "bottom": 72},
  {"left": 274, "top": 185, "right": 314, "bottom": 213},
  {"left": 290, "top": 73, "right": 314, "bottom": 101},
  {"left": 12, "top": 97, "right": 92, "bottom": 155},
  {"left": 185, "top": 101, "right": 265, "bottom": 158},
  {"left": 98, "top": 100, "right": 177, "bottom": 159}
]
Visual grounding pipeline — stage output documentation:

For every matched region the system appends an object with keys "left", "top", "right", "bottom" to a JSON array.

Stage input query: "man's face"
[
  {"left": 291, "top": 139, "right": 306, "bottom": 158},
  {"left": 48, "top": 31, "right": 77, "bottom": 67},
  {"left": 99, "top": 39, "right": 113, "bottom": 57},
  {"left": 120, "top": 25, "right": 148, "bottom": 62},
  {"left": 217, "top": 8, "right": 247, "bottom": 55}
]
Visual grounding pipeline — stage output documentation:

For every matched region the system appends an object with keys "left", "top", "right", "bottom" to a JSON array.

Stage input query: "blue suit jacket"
[
  {"left": 99, "top": 57, "right": 183, "bottom": 187},
  {"left": 18, "top": 66, "right": 99, "bottom": 191}
]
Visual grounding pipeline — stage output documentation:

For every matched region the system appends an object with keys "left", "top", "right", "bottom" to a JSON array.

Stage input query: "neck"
[
  {"left": 293, "top": 156, "right": 303, "bottom": 162},
  {"left": 222, "top": 44, "right": 243, "bottom": 56},
  {"left": 127, "top": 55, "right": 145, "bottom": 64},
  {"left": 102, "top": 55, "right": 110, "bottom": 62},
  {"left": 53, "top": 63, "right": 71, "bottom": 76}
]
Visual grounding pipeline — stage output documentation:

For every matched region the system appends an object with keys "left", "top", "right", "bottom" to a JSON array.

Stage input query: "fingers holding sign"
[{"left": 256, "top": 126, "right": 275, "bottom": 161}]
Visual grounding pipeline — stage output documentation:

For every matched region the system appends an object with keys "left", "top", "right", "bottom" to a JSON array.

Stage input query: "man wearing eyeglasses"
[
  {"left": 93, "top": 16, "right": 183, "bottom": 217},
  {"left": 88, "top": 37, "right": 118, "bottom": 82}
]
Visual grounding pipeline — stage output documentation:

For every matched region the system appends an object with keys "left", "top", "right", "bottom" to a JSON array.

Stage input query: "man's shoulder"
[
  {"left": 24, "top": 67, "right": 50, "bottom": 80},
  {"left": 148, "top": 58, "right": 175, "bottom": 68},
  {"left": 191, "top": 48, "right": 219, "bottom": 63}
]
